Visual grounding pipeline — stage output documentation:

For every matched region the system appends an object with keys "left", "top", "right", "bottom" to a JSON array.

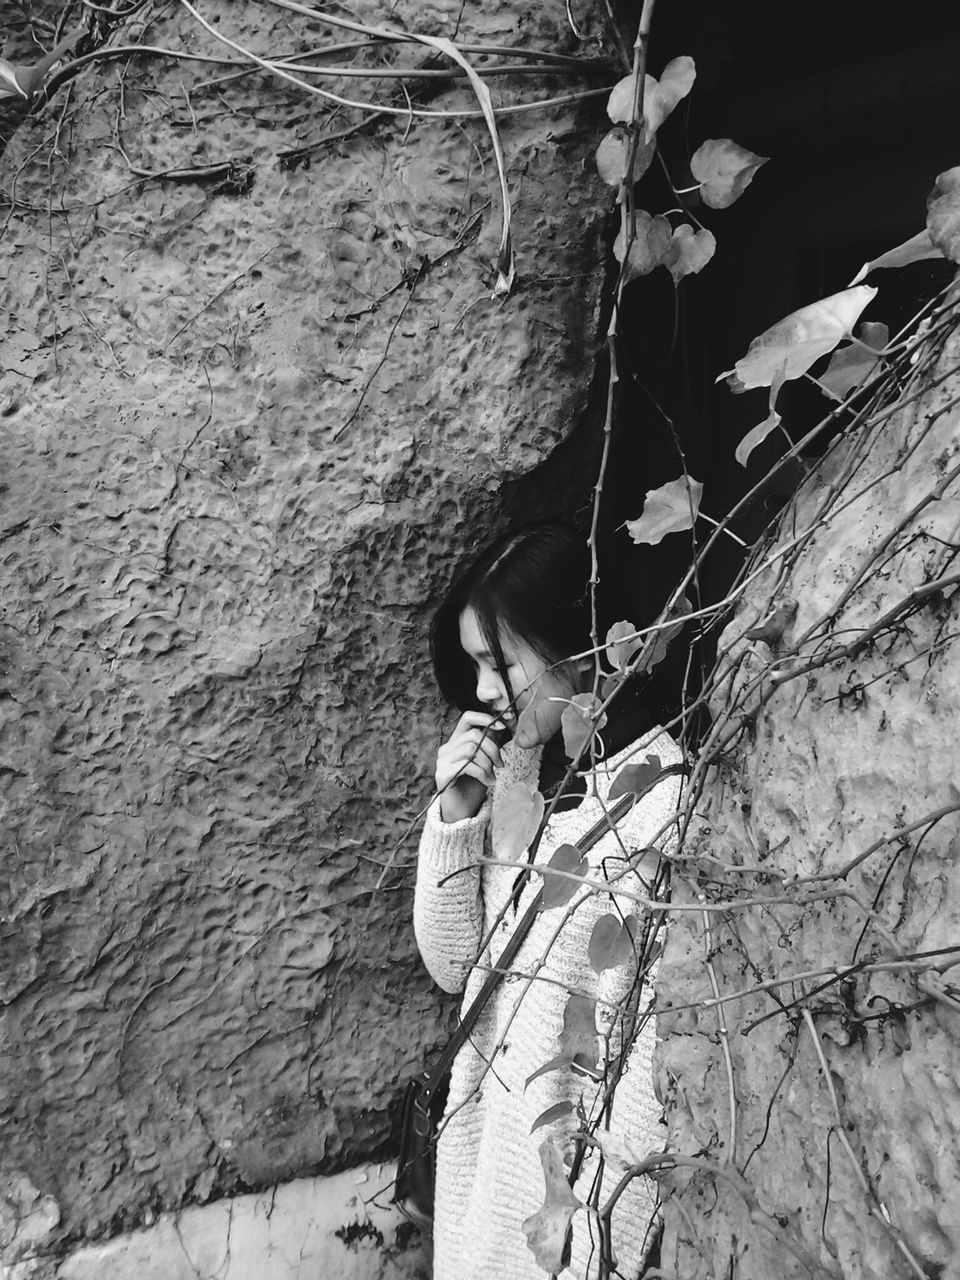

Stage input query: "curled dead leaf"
[
  {"left": 743, "top": 599, "right": 798, "bottom": 646},
  {"left": 521, "top": 1139, "right": 583, "bottom": 1274}
]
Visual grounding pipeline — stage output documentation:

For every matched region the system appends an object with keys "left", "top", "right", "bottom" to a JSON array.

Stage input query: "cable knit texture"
[{"left": 414, "top": 728, "right": 682, "bottom": 1280}]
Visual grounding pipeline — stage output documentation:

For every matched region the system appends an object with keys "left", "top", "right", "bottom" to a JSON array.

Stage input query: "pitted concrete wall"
[
  {"left": 657, "top": 310, "right": 960, "bottom": 1276},
  {"left": 0, "top": 0, "right": 609, "bottom": 1262}
]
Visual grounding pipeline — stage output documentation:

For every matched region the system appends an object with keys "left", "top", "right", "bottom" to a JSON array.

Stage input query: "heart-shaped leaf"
[
  {"left": 606, "top": 74, "right": 639, "bottom": 124},
  {"left": 531, "top": 1100, "right": 575, "bottom": 1133},
  {"left": 607, "top": 56, "right": 695, "bottom": 134},
  {"left": 849, "top": 230, "right": 942, "bottom": 285},
  {"left": 723, "top": 286, "right": 877, "bottom": 391},
  {"left": 926, "top": 166, "right": 960, "bottom": 264},
  {"left": 626, "top": 476, "right": 703, "bottom": 546},
  {"left": 665, "top": 224, "right": 716, "bottom": 283},
  {"left": 521, "top": 1139, "right": 583, "bottom": 1274},
  {"left": 819, "top": 321, "right": 889, "bottom": 401},
  {"left": 643, "top": 56, "right": 696, "bottom": 136},
  {"left": 606, "top": 619, "right": 642, "bottom": 672},
  {"left": 596, "top": 128, "right": 656, "bottom": 187},
  {"left": 541, "top": 843, "right": 588, "bottom": 909},
  {"left": 589, "top": 915, "right": 636, "bottom": 972},
  {"left": 614, "top": 210, "right": 672, "bottom": 279},
  {"left": 561, "top": 693, "right": 606, "bottom": 761},
  {"left": 609, "top": 754, "right": 663, "bottom": 802},
  {"left": 514, "top": 686, "right": 563, "bottom": 749},
  {"left": 558, "top": 993, "right": 599, "bottom": 1076},
  {"left": 491, "top": 782, "right": 544, "bottom": 861},
  {"left": 690, "top": 138, "right": 768, "bottom": 209}
]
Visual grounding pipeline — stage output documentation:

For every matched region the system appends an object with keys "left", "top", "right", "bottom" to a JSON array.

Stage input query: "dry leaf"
[
  {"left": 608, "top": 754, "right": 664, "bottom": 802},
  {"left": 615, "top": 211, "right": 672, "bottom": 280},
  {"left": 626, "top": 476, "right": 703, "bottom": 546},
  {"left": 606, "top": 56, "right": 695, "bottom": 135},
  {"left": 561, "top": 693, "right": 606, "bottom": 760},
  {"left": 596, "top": 129, "right": 655, "bottom": 188},
  {"left": 521, "top": 1139, "right": 583, "bottom": 1274},
  {"left": 638, "top": 596, "right": 693, "bottom": 673},
  {"left": 665, "top": 224, "right": 716, "bottom": 283},
  {"left": 605, "top": 620, "right": 642, "bottom": 671},
  {"left": 723, "top": 287, "right": 876, "bottom": 391},
  {"left": 643, "top": 56, "right": 697, "bottom": 136},
  {"left": 849, "top": 230, "right": 941, "bottom": 285},
  {"left": 735, "top": 363, "right": 787, "bottom": 467},
  {"left": 819, "top": 321, "right": 889, "bottom": 400},
  {"left": 541, "top": 843, "right": 588, "bottom": 910},
  {"left": 588, "top": 915, "right": 635, "bottom": 972},
  {"left": 690, "top": 139, "right": 768, "bottom": 209},
  {"left": 491, "top": 783, "right": 544, "bottom": 860},
  {"left": 743, "top": 598, "right": 798, "bottom": 645}
]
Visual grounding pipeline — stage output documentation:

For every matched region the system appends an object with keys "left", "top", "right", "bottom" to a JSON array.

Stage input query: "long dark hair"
[{"left": 429, "top": 524, "right": 594, "bottom": 713}]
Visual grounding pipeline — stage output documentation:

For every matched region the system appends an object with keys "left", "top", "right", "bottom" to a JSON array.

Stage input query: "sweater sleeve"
[{"left": 413, "top": 797, "right": 489, "bottom": 994}]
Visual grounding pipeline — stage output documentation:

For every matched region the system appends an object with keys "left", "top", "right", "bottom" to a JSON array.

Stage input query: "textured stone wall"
[
  {"left": 0, "top": 0, "right": 610, "bottom": 1262},
  {"left": 657, "top": 305, "right": 960, "bottom": 1277}
]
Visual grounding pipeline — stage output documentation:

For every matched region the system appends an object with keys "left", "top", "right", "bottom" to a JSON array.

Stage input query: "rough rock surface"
[
  {"left": 0, "top": 0, "right": 610, "bottom": 1259},
  {"left": 657, "top": 302, "right": 960, "bottom": 1277}
]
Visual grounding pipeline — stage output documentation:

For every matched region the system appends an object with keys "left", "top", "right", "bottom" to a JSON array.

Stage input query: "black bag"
[
  {"left": 394, "top": 1070, "right": 449, "bottom": 1231},
  {"left": 393, "top": 792, "right": 639, "bottom": 1231}
]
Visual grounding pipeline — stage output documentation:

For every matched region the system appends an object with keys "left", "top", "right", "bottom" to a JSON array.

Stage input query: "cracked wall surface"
[
  {"left": 0, "top": 0, "right": 610, "bottom": 1260},
  {"left": 656, "top": 311, "right": 960, "bottom": 1277}
]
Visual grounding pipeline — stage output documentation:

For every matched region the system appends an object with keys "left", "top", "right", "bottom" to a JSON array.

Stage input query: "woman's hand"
[{"left": 435, "top": 711, "right": 508, "bottom": 823}]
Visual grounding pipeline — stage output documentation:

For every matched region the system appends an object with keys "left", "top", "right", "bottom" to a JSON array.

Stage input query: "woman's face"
[{"left": 458, "top": 605, "right": 583, "bottom": 747}]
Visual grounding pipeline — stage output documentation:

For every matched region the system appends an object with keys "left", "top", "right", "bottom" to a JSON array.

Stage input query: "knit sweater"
[{"left": 414, "top": 727, "right": 682, "bottom": 1280}]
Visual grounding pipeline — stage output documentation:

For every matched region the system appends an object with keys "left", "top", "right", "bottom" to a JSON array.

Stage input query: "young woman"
[{"left": 414, "top": 524, "right": 683, "bottom": 1280}]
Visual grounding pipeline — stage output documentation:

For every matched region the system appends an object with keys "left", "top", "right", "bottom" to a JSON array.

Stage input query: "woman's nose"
[{"left": 475, "top": 665, "right": 503, "bottom": 706}]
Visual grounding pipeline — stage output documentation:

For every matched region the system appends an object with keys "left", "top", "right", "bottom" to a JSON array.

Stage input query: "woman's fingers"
[
  {"left": 437, "top": 739, "right": 502, "bottom": 791},
  {"left": 435, "top": 711, "right": 510, "bottom": 798},
  {"left": 440, "top": 730, "right": 501, "bottom": 775},
  {"left": 452, "top": 710, "right": 511, "bottom": 744}
]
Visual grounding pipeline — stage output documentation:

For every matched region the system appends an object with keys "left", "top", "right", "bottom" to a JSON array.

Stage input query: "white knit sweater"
[{"left": 414, "top": 727, "right": 682, "bottom": 1280}]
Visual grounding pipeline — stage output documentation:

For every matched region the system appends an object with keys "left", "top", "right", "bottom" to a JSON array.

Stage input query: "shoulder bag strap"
[{"left": 421, "top": 790, "right": 637, "bottom": 1097}]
